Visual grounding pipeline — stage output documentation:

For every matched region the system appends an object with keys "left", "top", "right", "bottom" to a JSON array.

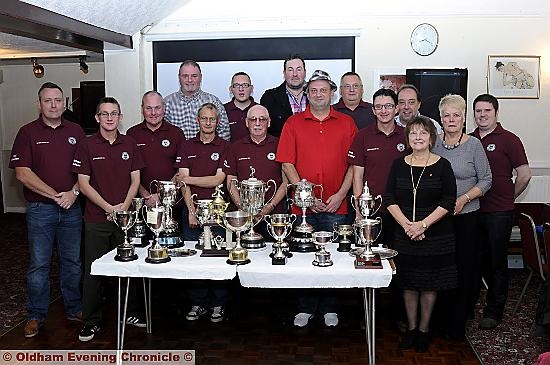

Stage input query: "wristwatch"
[{"left": 73, "top": 189, "right": 80, "bottom": 196}]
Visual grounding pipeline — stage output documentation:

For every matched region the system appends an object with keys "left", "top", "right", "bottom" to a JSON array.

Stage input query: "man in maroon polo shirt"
[
  {"left": 348, "top": 88, "right": 406, "bottom": 246},
  {"left": 175, "top": 102, "right": 230, "bottom": 323},
  {"left": 224, "top": 72, "right": 257, "bottom": 141},
  {"left": 10, "top": 82, "right": 85, "bottom": 338},
  {"left": 471, "top": 93, "right": 531, "bottom": 330},
  {"left": 127, "top": 90, "right": 185, "bottom": 207},
  {"left": 73, "top": 97, "right": 144, "bottom": 342},
  {"left": 277, "top": 70, "right": 357, "bottom": 328},
  {"left": 333, "top": 72, "right": 376, "bottom": 130}
]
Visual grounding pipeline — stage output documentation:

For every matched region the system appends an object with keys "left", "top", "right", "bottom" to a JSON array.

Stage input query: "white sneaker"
[
  {"left": 324, "top": 313, "right": 339, "bottom": 327},
  {"left": 186, "top": 306, "right": 207, "bottom": 321},
  {"left": 210, "top": 306, "right": 224, "bottom": 323},
  {"left": 293, "top": 313, "right": 313, "bottom": 327}
]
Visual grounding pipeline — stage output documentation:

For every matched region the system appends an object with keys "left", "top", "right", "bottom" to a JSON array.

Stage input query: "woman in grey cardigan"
[{"left": 432, "top": 94, "right": 492, "bottom": 341}]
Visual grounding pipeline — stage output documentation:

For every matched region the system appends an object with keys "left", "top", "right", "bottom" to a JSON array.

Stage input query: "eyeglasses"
[
  {"left": 231, "top": 83, "right": 251, "bottom": 89},
  {"left": 247, "top": 117, "right": 269, "bottom": 123},
  {"left": 97, "top": 111, "right": 120, "bottom": 118},
  {"left": 342, "top": 84, "right": 362, "bottom": 90},
  {"left": 199, "top": 116, "right": 217, "bottom": 123},
  {"left": 373, "top": 104, "right": 396, "bottom": 110}
]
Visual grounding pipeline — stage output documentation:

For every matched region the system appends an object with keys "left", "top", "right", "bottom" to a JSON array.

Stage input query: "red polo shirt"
[
  {"left": 175, "top": 135, "right": 230, "bottom": 199},
  {"left": 471, "top": 123, "right": 529, "bottom": 212},
  {"left": 72, "top": 132, "right": 145, "bottom": 223},
  {"left": 348, "top": 122, "right": 406, "bottom": 199},
  {"left": 333, "top": 99, "right": 377, "bottom": 130},
  {"left": 276, "top": 106, "right": 357, "bottom": 215},
  {"left": 223, "top": 135, "right": 283, "bottom": 212},
  {"left": 126, "top": 120, "right": 184, "bottom": 190},
  {"left": 9, "top": 117, "right": 85, "bottom": 203},
  {"left": 224, "top": 98, "right": 257, "bottom": 142}
]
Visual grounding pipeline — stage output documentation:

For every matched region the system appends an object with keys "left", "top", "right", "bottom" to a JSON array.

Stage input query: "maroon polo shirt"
[
  {"left": 333, "top": 99, "right": 377, "bottom": 130},
  {"left": 72, "top": 132, "right": 145, "bottom": 223},
  {"left": 126, "top": 120, "right": 184, "bottom": 191},
  {"left": 175, "top": 135, "right": 230, "bottom": 199},
  {"left": 471, "top": 123, "right": 529, "bottom": 212},
  {"left": 9, "top": 117, "right": 85, "bottom": 203},
  {"left": 348, "top": 122, "right": 406, "bottom": 201},
  {"left": 224, "top": 98, "right": 257, "bottom": 142},
  {"left": 223, "top": 135, "right": 284, "bottom": 212}
]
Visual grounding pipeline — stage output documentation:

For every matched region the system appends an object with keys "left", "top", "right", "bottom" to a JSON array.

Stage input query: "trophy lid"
[
  {"left": 240, "top": 166, "right": 264, "bottom": 187},
  {"left": 295, "top": 178, "right": 315, "bottom": 189},
  {"left": 359, "top": 181, "right": 373, "bottom": 200}
]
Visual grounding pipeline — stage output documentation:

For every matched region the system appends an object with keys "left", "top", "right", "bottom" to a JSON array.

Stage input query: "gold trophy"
[
  {"left": 211, "top": 184, "right": 230, "bottom": 223},
  {"left": 287, "top": 179, "right": 323, "bottom": 252},
  {"left": 192, "top": 195, "right": 224, "bottom": 252},
  {"left": 127, "top": 197, "right": 149, "bottom": 247},
  {"left": 150, "top": 180, "right": 185, "bottom": 247},
  {"left": 142, "top": 205, "right": 170, "bottom": 263},
  {"left": 265, "top": 213, "right": 297, "bottom": 265},
  {"left": 219, "top": 210, "right": 253, "bottom": 265},
  {"left": 113, "top": 210, "right": 138, "bottom": 262}
]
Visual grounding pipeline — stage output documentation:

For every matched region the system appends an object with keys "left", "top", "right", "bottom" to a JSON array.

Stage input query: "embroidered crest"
[
  {"left": 161, "top": 139, "right": 170, "bottom": 147},
  {"left": 211, "top": 152, "right": 220, "bottom": 161},
  {"left": 121, "top": 152, "right": 130, "bottom": 160},
  {"left": 487, "top": 144, "right": 496, "bottom": 152},
  {"left": 397, "top": 143, "right": 406, "bottom": 152},
  {"left": 267, "top": 152, "right": 276, "bottom": 161},
  {"left": 68, "top": 137, "right": 77, "bottom": 145}
]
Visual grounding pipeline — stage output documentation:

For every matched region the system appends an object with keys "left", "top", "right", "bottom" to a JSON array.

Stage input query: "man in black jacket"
[{"left": 260, "top": 54, "right": 308, "bottom": 137}]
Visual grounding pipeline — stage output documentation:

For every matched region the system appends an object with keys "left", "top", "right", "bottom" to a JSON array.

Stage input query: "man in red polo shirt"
[
  {"left": 73, "top": 97, "right": 144, "bottom": 342},
  {"left": 348, "top": 88, "right": 406, "bottom": 246},
  {"left": 224, "top": 72, "right": 257, "bottom": 141},
  {"left": 175, "top": 102, "right": 230, "bottom": 323},
  {"left": 10, "top": 82, "right": 85, "bottom": 338},
  {"left": 277, "top": 70, "right": 357, "bottom": 328},
  {"left": 471, "top": 93, "right": 531, "bottom": 330}
]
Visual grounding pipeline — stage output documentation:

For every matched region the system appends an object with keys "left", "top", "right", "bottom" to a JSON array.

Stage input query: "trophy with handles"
[
  {"left": 150, "top": 179, "right": 185, "bottom": 247},
  {"left": 265, "top": 213, "right": 296, "bottom": 265},
  {"left": 219, "top": 210, "right": 253, "bottom": 265},
  {"left": 113, "top": 210, "right": 138, "bottom": 261},
  {"left": 127, "top": 197, "right": 149, "bottom": 247},
  {"left": 311, "top": 231, "right": 336, "bottom": 267},
  {"left": 287, "top": 179, "right": 323, "bottom": 252},
  {"left": 142, "top": 205, "right": 170, "bottom": 263},
  {"left": 351, "top": 181, "right": 382, "bottom": 220},
  {"left": 192, "top": 195, "right": 224, "bottom": 251},
  {"left": 353, "top": 217, "right": 383, "bottom": 269}
]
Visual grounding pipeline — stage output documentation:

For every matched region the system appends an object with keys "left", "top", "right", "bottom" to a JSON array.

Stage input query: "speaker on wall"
[
  {"left": 405, "top": 68, "right": 468, "bottom": 127},
  {"left": 79, "top": 81, "right": 105, "bottom": 134}
]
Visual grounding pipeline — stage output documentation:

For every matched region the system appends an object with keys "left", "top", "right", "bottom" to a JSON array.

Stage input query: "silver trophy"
[
  {"left": 265, "top": 213, "right": 297, "bottom": 265},
  {"left": 351, "top": 181, "right": 382, "bottom": 219},
  {"left": 142, "top": 205, "right": 170, "bottom": 263},
  {"left": 128, "top": 197, "right": 149, "bottom": 247},
  {"left": 353, "top": 218, "right": 383, "bottom": 268},
  {"left": 219, "top": 210, "right": 253, "bottom": 265},
  {"left": 311, "top": 231, "right": 336, "bottom": 267},
  {"left": 150, "top": 180, "right": 185, "bottom": 247},
  {"left": 287, "top": 179, "right": 323, "bottom": 252},
  {"left": 113, "top": 210, "right": 138, "bottom": 262},
  {"left": 333, "top": 223, "right": 354, "bottom": 252},
  {"left": 192, "top": 196, "right": 223, "bottom": 251},
  {"left": 231, "top": 166, "right": 276, "bottom": 249}
]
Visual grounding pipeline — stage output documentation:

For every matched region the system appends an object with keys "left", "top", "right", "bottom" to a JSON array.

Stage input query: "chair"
[{"left": 514, "top": 213, "right": 550, "bottom": 313}]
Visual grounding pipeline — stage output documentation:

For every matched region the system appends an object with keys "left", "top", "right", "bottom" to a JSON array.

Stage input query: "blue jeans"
[{"left": 26, "top": 201, "right": 82, "bottom": 321}]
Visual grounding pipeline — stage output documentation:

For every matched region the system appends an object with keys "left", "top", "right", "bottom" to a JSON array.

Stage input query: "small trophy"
[
  {"left": 142, "top": 205, "right": 170, "bottom": 263},
  {"left": 127, "top": 197, "right": 149, "bottom": 247},
  {"left": 150, "top": 180, "right": 185, "bottom": 248},
  {"left": 351, "top": 181, "right": 382, "bottom": 220},
  {"left": 287, "top": 179, "right": 323, "bottom": 252},
  {"left": 219, "top": 210, "right": 253, "bottom": 265},
  {"left": 311, "top": 231, "right": 336, "bottom": 267},
  {"left": 265, "top": 213, "right": 297, "bottom": 265},
  {"left": 333, "top": 223, "right": 354, "bottom": 252},
  {"left": 192, "top": 196, "right": 224, "bottom": 253},
  {"left": 211, "top": 185, "right": 230, "bottom": 223},
  {"left": 113, "top": 210, "right": 138, "bottom": 262},
  {"left": 231, "top": 166, "right": 276, "bottom": 249},
  {"left": 353, "top": 218, "right": 383, "bottom": 269}
]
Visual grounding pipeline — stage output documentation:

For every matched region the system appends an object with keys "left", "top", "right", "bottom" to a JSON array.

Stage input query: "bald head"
[{"left": 246, "top": 105, "right": 270, "bottom": 142}]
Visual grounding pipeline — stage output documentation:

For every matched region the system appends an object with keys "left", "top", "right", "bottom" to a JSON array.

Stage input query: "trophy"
[
  {"left": 150, "top": 180, "right": 185, "bottom": 248},
  {"left": 127, "top": 197, "right": 149, "bottom": 247},
  {"left": 211, "top": 184, "right": 230, "bottom": 223},
  {"left": 113, "top": 210, "right": 138, "bottom": 262},
  {"left": 265, "top": 213, "right": 297, "bottom": 265},
  {"left": 219, "top": 210, "right": 253, "bottom": 265},
  {"left": 353, "top": 218, "right": 383, "bottom": 269},
  {"left": 231, "top": 166, "right": 276, "bottom": 249},
  {"left": 142, "top": 205, "right": 170, "bottom": 263},
  {"left": 351, "top": 181, "right": 382, "bottom": 220},
  {"left": 311, "top": 231, "right": 336, "bottom": 267},
  {"left": 333, "top": 223, "right": 354, "bottom": 252},
  {"left": 287, "top": 179, "right": 323, "bottom": 252},
  {"left": 192, "top": 196, "right": 224, "bottom": 251}
]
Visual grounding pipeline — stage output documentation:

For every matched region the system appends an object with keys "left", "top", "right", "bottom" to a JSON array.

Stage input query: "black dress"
[{"left": 384, "top": 156, "right": 458, "bottom": 291}]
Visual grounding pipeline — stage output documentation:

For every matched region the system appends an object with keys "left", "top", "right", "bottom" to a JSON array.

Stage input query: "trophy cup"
[
  {"left": 231, "top": 166, "right": 276, "bottom": 249},
  {"left": 351, "top": 181, "right": 382, "bottom": 220},
  {"left": 142, "top": 205, "right": 171, "bottom": 263},
  {"left": 219, "top": 210, "right": 253, "bottom": 265},
  {"left": 287, "top": 179, "right": 323, "bottom": 252},
  {"left": 265, "top": 213, "right": 297, "bottom": 265},
  {"left": 113, "top": 210, "right": 138, "bottom": 262},
  {"left": 311, "top": 231, "right": 336, "bottom": 267},
  {"left": 353, "top": 218, "right": 383, "bottom": 269},
  {"left": 333, "top": 223, "right": 354, "bottom": 252},
  {"left": 192, "top": 195, "right": 224, "bottom": 252},
  {"left": 127, "top": 197, "right": 149, "bottom": 247},
  {"left": 211, "top": 185, "right": 230, "bottom": 223},
  {"left": 150, "top": 180, "right": 185, "bottom": 248}
]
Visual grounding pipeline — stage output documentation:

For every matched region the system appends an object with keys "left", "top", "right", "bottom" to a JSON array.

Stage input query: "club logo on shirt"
[
  {"left": 211, "top": 152, "right": 220, "bottom": 161},
  {"left": 267, "top": 152, "right": 276, "bottom": 161},
  {"left": 397, "top": 143, "right": 406, "bottom": 152},
  {"left": 68, "top": 137, "right": 77, "bottom": 145},
  {"left": 487, "top": 144, "right": 496, "bottom": 152},
  {"left": 121, "top": 151, "right": 130, "bottom": 160},
  {"left": 161, "top": 139, "right": 170, "bottom": 147}
]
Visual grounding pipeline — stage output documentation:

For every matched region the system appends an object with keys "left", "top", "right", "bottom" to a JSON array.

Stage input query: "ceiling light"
[
  {"left": 79, "top": 56, "right": 89, "bottom": 74},
  {"left": 32, "top": 58, "right": 44, "bottom": 78}
]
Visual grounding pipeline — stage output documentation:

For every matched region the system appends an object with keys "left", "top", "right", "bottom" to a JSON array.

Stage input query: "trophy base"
[
  {"left": 354, "top": 253, "right": 382, "bottom": 269},
  {"left": 241, "top": 238, "right": 266, "bottom": 249},
  {"left": 337, "top": 242, "right": 352, "bottom": 252},
  {"left": 226, "top": 258, "right": 251, "bottom": 265},
  {"left": 269, "top": 250, "right": 293, "bottom": 258},
  {"left": 129, "top": 236, "right": 149, "bottom": 248},
  {"left": 312, "top": 259, "right": 333, "bottom": 267},
  {"left": 145, "top": 256, "right": 171, "bottom": 264},
  {"left": 289, "top": 234, "right": 316, "bottom": 252},
  {"left": 158, "top": 234, "right": 183, "bottom": 248},
  {"left": 200, "top": 248, "right": 229, "bottom": 257},
  {"left": 114, "top": 254, "right": 138, "bottom": 262},
  {"left": 272, "top": 255, "right": 287, "bottom": 265}
]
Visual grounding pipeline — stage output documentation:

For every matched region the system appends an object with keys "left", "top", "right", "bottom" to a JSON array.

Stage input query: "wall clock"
[{"left": 410, "top": 23, "right": 439, "bottom": 56}]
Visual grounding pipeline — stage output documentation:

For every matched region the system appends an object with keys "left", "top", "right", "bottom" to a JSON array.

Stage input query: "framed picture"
[
  {"left": 487, "top": 55, "right": 540, "bottom": 99},
  {"left": 372, "top": 69, "right": 406, "bottom": 93}
]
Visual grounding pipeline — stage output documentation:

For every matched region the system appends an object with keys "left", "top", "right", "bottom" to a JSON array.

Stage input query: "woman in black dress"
[{"left": 385, "top": 116, "right": 457, "bottom": 353}]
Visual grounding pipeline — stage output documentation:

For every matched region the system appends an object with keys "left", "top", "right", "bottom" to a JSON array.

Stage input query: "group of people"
[{"left": 10, "top": 55, "right": 531, "bottom": 352}]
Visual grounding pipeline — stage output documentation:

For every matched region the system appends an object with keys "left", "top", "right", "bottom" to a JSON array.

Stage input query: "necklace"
[
  {"left": 442, "top": 132, "right": 463, "bottom": 150},
  {"left": 409, "top": 152, "right": 430, "bottom": 222}
]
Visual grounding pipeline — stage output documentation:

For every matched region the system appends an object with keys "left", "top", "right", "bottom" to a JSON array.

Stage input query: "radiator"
[{"left": 515, "top": 175, "right": 550, "bottom": 203}]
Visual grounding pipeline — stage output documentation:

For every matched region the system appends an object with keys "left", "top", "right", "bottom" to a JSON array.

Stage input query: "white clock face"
[{"left": 410, "top": 23, "right": 438, "bottom": 56}]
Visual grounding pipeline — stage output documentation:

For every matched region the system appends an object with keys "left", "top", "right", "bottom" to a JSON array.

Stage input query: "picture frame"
[
  {"left": 487, "top": 55, "right": 540, "bottom": 99},
  {"left": 372, "top": 68, "right": 406, "bottom": 94}
]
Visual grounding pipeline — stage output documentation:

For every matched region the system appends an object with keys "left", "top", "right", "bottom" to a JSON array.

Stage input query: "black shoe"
[
  {"left": 78, "top": 324, "right": 101, "bottom": 342},
  {"left": 399, "top": 329, "right": 417, "bottom": 350},
  {"left": 415, "top": 330, "right": 431, "bottom": 353}
]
